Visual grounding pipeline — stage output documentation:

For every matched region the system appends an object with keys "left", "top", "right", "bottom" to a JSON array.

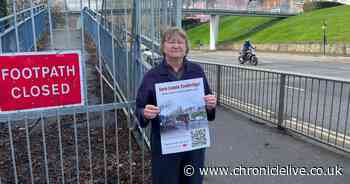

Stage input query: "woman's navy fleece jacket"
[{"left": 136, "top": 58, "right": 216, "bottom": 155}]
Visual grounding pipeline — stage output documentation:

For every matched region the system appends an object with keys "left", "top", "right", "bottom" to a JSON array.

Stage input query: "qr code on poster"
[{"left": 191, "top": 128, "right": 207, "bottom": 148}]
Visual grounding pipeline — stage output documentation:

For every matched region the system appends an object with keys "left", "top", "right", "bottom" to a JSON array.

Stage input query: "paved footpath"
[{"left": 203, "top": 107, "right": 350, "bottom": 184}]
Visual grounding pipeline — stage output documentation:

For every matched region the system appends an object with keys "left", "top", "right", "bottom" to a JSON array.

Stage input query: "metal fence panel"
[
  {"left": 0, "top": 5, "right": 46, "bottom": 53},
  {"left": 0, "top": 0, "right": 152, "bottom": 183},
  {"left": 196, "top": 60, "right": 350, "bottom": 153}
]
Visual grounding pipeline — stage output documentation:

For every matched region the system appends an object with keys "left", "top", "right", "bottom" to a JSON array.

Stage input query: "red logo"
[{"left": 0, "top": 51, "right": 84, "bottom": 112}]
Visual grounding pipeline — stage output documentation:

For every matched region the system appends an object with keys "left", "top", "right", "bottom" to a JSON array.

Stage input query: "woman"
[{"left": 136, "top": 27, "right": 217, "bottom": 184}]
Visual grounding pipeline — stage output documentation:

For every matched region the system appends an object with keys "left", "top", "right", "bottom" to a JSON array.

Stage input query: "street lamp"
[{"left": 321, "top": 20, "right": 327, "bottom": 56}]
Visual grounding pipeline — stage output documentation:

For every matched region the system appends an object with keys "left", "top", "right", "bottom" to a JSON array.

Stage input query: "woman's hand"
[
  {"left": 143, "top": 105, "right": 160, "bottom": 120},
  {"left": 204, "top": 95, "right": 217, "bottom": 110}
]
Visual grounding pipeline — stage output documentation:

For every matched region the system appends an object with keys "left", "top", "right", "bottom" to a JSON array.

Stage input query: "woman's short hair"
[{"left": 160, "top": 27, "right": 190, "bottom": 56}]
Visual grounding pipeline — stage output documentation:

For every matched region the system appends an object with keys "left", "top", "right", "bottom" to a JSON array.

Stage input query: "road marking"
[
  {"left": 219, "top": 94, "right": 274, "bottom": 118},
  {"left": 286, "top": 118, "right": 350, "bottom": 146},
  {"left": 218, "top": 94, "right": 350, "bottom": 148}
]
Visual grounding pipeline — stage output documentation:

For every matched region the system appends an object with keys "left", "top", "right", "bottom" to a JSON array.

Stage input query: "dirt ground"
[{"left": 0, "top": 33, "right": 152, "bottom": 184}]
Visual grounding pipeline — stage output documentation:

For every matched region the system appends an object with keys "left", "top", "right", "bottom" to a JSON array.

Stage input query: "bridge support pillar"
[
  {"left": 210, "top": 15, "right": 219, "bottom": 50},
  {"left": 176, "top": 0, "right": 183, "bottom": 27}
]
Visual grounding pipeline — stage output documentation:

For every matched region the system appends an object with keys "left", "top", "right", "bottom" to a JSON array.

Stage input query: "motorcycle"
[{"left": 238, "top": 47, "right": 258, "bottom": 66}]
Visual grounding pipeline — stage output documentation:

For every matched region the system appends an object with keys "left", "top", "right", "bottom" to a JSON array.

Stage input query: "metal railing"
[
  {"left": 2, "top": 1, "right": 348, "bottom": 183},
  {"left": 195, "top": 59, "right": 350, "bottom": 153},
  {"left": 0, "top": 5, "right": 47, "bottom": 53},
  {"left": 182, "top": 8, "right": 297, "bottom": 17},
  {"left": 183, "top": 0, "right": 299, "bottom": 14},
  {"left": 84, "top": 7, "right": 132, "bottom": 98},
  {"left": 83, "top": 3, "right": 350, "bottom": 154},
  {"left": 0, "top": 102, "right": 150, "bottom": 183},
  {"left": 83, "top": 6, "right": 153, "bottom": 146},
  {"left": 0, "top": 1, "right": 151, "bottom": 183},
  {"left": 0, "top": 5, "right": 45, "bottom": 31},
  {"left": 86, "top": 3, "right": 350, "bottom": 154}
]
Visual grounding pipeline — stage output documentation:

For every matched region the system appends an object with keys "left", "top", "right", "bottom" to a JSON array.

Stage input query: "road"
[
  {"left": 189, "top": 50, "right": 350, "bottom": 148},
  {"left": 189, "top": 50, "right": 350, "bottom": 79}
]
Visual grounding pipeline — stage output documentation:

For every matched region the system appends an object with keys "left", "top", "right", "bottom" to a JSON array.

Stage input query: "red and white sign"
[{"left": 0, "top": 51, "right": 84, "bottom": 112}]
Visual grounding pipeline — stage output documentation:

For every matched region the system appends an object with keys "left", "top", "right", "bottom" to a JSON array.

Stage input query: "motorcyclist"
[{"left": 241, "top": 40, "right": 254, "bottom": 58}]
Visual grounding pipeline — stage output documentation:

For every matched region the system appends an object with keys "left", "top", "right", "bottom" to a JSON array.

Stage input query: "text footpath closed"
[{"left": 0, "top": 51, "right": 84, "bottom": 112}]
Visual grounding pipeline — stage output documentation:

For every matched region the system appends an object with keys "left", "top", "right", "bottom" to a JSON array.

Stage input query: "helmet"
[{"left": 245, "top": 39, "right": 250, "bottom": 43}]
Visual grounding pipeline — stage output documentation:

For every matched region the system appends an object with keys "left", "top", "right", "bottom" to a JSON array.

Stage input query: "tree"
[
  {"left": 0, "top": 0, "right": 8, "bottom": 18},
  {"left": 0, "top": 0, "right": 8, "bottom": 32}
]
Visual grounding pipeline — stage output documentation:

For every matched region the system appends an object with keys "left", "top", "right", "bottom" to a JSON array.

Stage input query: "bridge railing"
[
  {"left": 0, "top": 5, "right": 47, "bottom": 53},
  {"left": 193, "top": 59, "right": 350, "bottom": 153},
  {"left": 183, "top": 0, "right": 299, "bottom": 14}
]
